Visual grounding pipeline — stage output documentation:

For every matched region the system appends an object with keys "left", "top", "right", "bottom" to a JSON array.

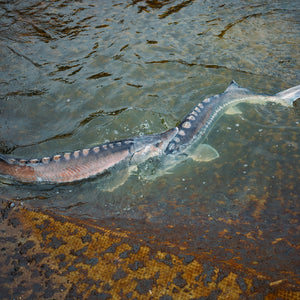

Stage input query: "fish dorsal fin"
[{"left": 224, "top": 80, "right": 241, "bottom": 92}]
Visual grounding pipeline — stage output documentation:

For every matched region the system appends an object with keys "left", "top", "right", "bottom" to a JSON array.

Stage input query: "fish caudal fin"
[
  {"left": 0, "top": 154, "right": 13, "bottom": 177},
  {"left": 275, "top": 85, "right": 300, "bottom": 106},
  {"left": 0, "top": 154, "right": 36, "bottom": 182}
]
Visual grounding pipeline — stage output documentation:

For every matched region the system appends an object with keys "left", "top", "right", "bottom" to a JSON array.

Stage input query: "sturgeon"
[{"left": 0, "top": 81, "right": 299, "bottom": 186}]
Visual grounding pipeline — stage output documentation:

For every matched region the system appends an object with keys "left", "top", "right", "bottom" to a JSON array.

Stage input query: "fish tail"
[
  {"left": 0, "top": 154, "right": 10, "bottom": 168},
  {"left": 0, "top": 154, "right": 36, "bottom": 182},
  {"left": 0, "top": 154, "right": 15, "bottom": 177},
  {"left": 275, "top": 85, "right": 300, "bottom": 106}
]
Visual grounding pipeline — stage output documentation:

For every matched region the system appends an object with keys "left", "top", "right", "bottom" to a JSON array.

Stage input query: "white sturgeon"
[{"left": 0, "top": 81, "right": 299, "bottom": 187}]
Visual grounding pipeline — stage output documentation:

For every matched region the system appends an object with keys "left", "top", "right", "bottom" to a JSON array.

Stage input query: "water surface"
[{"left": 0, "top": 0, "right": 299, "bottom": 280}]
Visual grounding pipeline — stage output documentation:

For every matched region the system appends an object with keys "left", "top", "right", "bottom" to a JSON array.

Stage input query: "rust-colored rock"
[{"left": 0, "top": 201, "right": 299, "bottom": 299}]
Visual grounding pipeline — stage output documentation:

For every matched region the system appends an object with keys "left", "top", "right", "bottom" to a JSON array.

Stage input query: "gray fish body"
[
  {"left": 0, "top": 128, "right": 177, "bottom": 183},
  {"left": 165, "top": 81, "right": 300, "bottom": 154},
  {"left": 0, "top": 81, "right": 299, "bottom": 185}
]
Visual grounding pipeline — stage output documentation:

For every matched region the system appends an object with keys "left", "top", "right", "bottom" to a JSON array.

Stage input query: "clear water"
[{"left": 0, "top": 0, "right": 299, "bottom": 234}]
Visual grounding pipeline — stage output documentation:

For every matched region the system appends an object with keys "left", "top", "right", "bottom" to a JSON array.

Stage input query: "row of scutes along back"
[
  {"left": 0, "top": 139, "right": 135, "bottom": 166},
  {"left": 166, "top": 98, "right": 212, "bottom": 154}
]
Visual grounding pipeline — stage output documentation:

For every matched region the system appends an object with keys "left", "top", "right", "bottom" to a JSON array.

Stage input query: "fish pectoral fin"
[
  {"left": 101, "top": 167, "right": 134, "bottom": 192},
  {"left": 102, "top": 165, "right": 139, "bottom": 192},
  {"left": 128, "top": 165, "right": 138, "bottom": 174},
  {"left": 190, "top": 144, "right": 219, "bottom": 162},
  {"left": 225, "top": 106, "right": 242, "bottom": 115}
]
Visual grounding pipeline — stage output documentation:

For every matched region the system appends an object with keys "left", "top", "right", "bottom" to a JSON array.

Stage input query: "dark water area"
[{"left": 0, "top": 0, "right": 299, "bottom": 285}]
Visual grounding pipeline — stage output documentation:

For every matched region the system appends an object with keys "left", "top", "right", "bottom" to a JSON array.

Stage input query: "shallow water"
[{"left": 0, "top": 0, "right": 299, "bottom": 262}]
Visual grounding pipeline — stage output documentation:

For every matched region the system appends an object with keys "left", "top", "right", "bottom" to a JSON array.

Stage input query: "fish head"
[
  {"left": 130, "top": 127, "right": 178, "bottom": 164},
  {"left": 156, "top": 127, "right": 179, "bottom": 151}
]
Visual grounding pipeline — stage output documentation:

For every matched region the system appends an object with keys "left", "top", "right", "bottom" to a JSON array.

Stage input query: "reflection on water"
[{"left": 0, "top": 0, "right": 299, "bottom": 278}]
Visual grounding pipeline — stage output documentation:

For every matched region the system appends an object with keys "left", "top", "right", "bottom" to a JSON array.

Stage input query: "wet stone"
[
  {"left": 31, "top": 269, "right": 40, "bottom": 278},
  {"left": 85, "top": 257, "right": 99, "bottom": 266},
  {"left": 59, "top": 261, "right": 68, "bottom": 269},
  {"left": 0, "top": 204, "right": 12, "bottom": 220},
  {"left": 135, "top": 278, "right": 154, "bottom": 295},
  {"left": 59, "top": 284, "right": 67, "bottom": 293},
  {"left": 102, "top": 243, "right": 119, "bottom": 255},
  {"left": 159, "top": 253, "right": 173, "bottom": 267},
  {"left": 12, "top": 282, "right": 27, "bottom": 298},
  {"left": 125, "top": 292, "right": 133, "bottom": 299},
  {"left": 131, "top": 244, "right": 140, "bottom": 253},
  {"left": 9, "top": 266, "right": 23, "bottom": 278},
  {"left": 32, "top": 282, "right": 43, "bottom": 295},
  {"left": 36, "top": 219, "right": 50, "bottom": 231},
  {"left": 89, "top": 290, "right": 112, "bottom": 300},
  {"left": 119, "top": 250, "right": 131, "bottom": 259},
  {"left": 250, "top": 277, "right": 270, "bottom": 293},
  {"left": 73, "top": 256, "right": 84, "bottom": 264},
  {"left": 81, "top": 277, "right": 96, "bottom": 288},
  {"left": 103, "top": 283, "right": 112, "bottom": 291},
  {"left": 173, "top": 272, "right": 187, "bottom": 288},
  {"left": 154, "top": 271, "right": 160, "bottom": 280},
  {"left": 66, "top": 284, "right": 82, "bottom": 299},
  {"left": 43, "top": 286, "right": 57, "bottom": 299},
  {"left": 236, "top": 276, "right": 247, "bottom": 292},
  {"left": 67, "top": 265, "right": 77, "bottom": 272},
  {"left": 159, "top": 296, "right": 173, "bottom": 300},
  {"left": 69, "top": 228, "right": 78, "bottom": 236},
  {"left": 206, "top": 289, "right": 222, "bottom": 299},
  {"left": 20, "top": 240, "right": 35, "bottom": 254},
  {"left": 128, "top": 260, "right": 145, "bottom": 271},
  {"left": 216, "top": 269, "right": 229, "bottom": 284},
  {"left": 71, "top": 245, "right": 88, "bottom": 256},
  {"left": 178, "top": 254, "right": 194, "bottom": 265},
  {"left": 41, "top": 263, "right": 55, "bottom": 279},
  {"left": 112, "top": 267, "right": 127, "bottom": 281},
  {"left": 81, "top": 234, "right": 92, "bottom": 243},
  {"left": 17, "top": 255, "right": 29, "bottom": 267},
  {"left": 56, "top": 253, "right": 66, "bottom": 261},
  {"left": 119, "top": 243, "right": 140, "bottom": 258},
  {"left": 48, "top": 236, "right": 66, "bottom": 249},
  {"left": 8, "top": 217, "right": 21, "bottom": 228},
  {"left": 41, "top": 230, "right": 51, "bottom": 241},
  {"left": 32, "top": 252, "right": 48, "bottom": 264},
  {"left": 203, "top": 264, "right": 216, "bottom": 286}
]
